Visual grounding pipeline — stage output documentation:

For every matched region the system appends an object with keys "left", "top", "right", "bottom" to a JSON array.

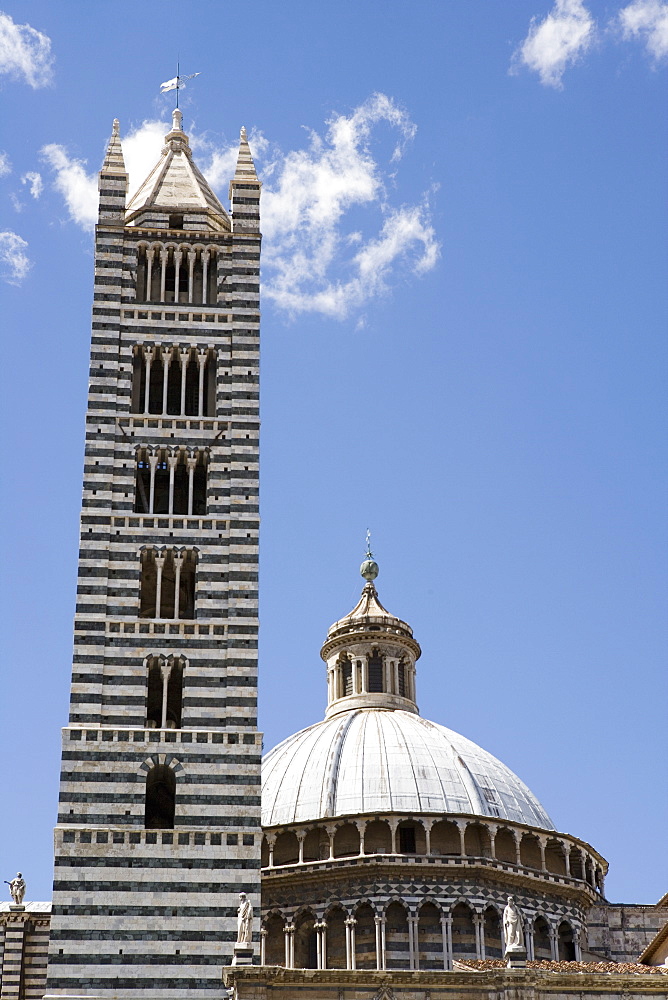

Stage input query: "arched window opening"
[
  {"left": 302, "top": 827, "right": 326, "bottom": 862},
  {"left": 368, "top": 649, "right": 383, "bottom": 692},
  {"left": 294, "top": 912, "right": 317, "bottom": 969},
  {"left": 148, "top": 351, "right": 164, "bottom": 413},
  {"left": 134, "top": 450, "right": 151, "bottom": 514},
  {"left": 465, "top": 822, "right": 491, "bottom": 858},
  {"left": 139, "top": 548, "right": 196, "bottom": 620},
  {"left": 483, "top": 907, "right": 503, "bottom": 959},
  {"left": 192, "top": 254, "right": 204, "bottom": 305},
  {"left": 131, "top": 347, "right": 145, "bottom": 411},
  {"left": 173, "top": 453, "right": 189, "bottom": 515},
  {"left": 206, "top": 251, "right": 218, "bottom": 304},
  {"left": 164, "top": 260, "right": 176, "bottom": 302},
  {"left": 145, "top": 659, "right": 163, "bottom": 728},
  {"left": 364, "top": 820, "right": 391, "bottom": 855},
  {"left": 418, "top": 902, "right": 442, "bottom": 970},
  {"left": 520, "top": 833, "right": 542, "bottom": 870},
  {"left": 264, "top": 913, "right": 285, "bottom": 966},
  {"left": 340, "top": 656, "right": 353, "bottom": 697},
  {"left": 430, "top": 820, "right": 460, "bottom": 856},
  {"left": 354, "top": 904, "right": 376, "bottom": 970},
  {"left": 398, "top": 823, "right": 416, "bottom": 854},
  {"left": 333, "top": 823, "right": 360, "bottom": 858},
  {"left": 166, "top": 659, "right": 183, "bottom": 728},
  {"left": 569, "top": 850, "right": 585, "bottom": 881},
  {"left": 149, "top": 249, "right": 161, "bottom": 302},
  {"left": 139, "top": 549, "right": 158, "bottom": 618},
  {"left": 273, "top": 831, "right": 299, "bottom": 866},
  {"left": 204, "top": 351, "right": 216, "bottom": 415},
  {"left": 153, "top": 455, "right": 169, "bottom": 514},
  {"left": 184, "top": 351, "right": 199, "bottom": 415},
  {"left": 545, "top": 839, "right": 567, "bottom": 875},
  {"left": 397, "top": 660, "right": 406, "bottom": 697},
  {"left": 193, "top": 455, "right": 207, "bottom": 515},
  {"left": 385, "top": 901, "right": 410, "bottom": 970},
  {"left": 451, "top": 903, "right": 476, "bottom": 958},
  {"left": 166, "top": 348, "right": 182, "bottom": 414},
  {"left": 494, "top": 827, "right": 517, "bottom": 864},
  {"left": 136, "top": 248, "right": 148, "bottom": 301},
  {"left": 325, "top": 907, "right": 347, "bottom": 969},
  {"left": 557, "top": 920, "right": 575, "bottom": 961},
  {"left": 145, "top": 764, "right": 176, "bottom": 829},
  {"left": 533, "top": 917, "right": 552, "bottom": 960}
]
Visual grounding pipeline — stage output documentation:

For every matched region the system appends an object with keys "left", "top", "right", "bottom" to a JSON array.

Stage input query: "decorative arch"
[
  {"left": 140, "top": 755, "right": 183, "bottom": 830},
  {"left": 325, "top": 904, "right": 347, "bottom": 969},
  {"left": 263, "top": 911, "right": 285, "bottom": 966},
  {"left": 450, "top": 900, "right": 476, "bottom": 958},
  {"left": 483, "top": 904, "right": 503, "bottom": 958},
  {"left": 384, "top": 900, "right": 410, "bottom": 970},
  {"left": 293, "top": 908, "right": 317, "bottom": 969},
  {"left": 417, "top": 899, "right": 442, "bottom": 969},
  {"left": 354, "top": 901, "right": 377, "bottom": 970}
]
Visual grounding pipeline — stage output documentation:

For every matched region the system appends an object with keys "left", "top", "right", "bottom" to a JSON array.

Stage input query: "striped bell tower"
[{"left": 45, "top": 111, "right": 262, "bottom": 997}]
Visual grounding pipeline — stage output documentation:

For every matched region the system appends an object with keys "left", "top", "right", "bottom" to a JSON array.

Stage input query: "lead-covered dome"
[{"left": 262, "top": 707, "right": 554, "bottom": 830}]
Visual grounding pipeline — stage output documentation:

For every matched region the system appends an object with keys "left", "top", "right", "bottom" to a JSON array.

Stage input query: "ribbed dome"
[{"left": 262, "top": 708, "right": 554, "bottom": 831}]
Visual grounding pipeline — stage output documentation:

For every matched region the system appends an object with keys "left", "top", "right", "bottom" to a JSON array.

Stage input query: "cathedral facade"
[{"left": 0, "top": 111, "right": 666, "bottom": 1000}]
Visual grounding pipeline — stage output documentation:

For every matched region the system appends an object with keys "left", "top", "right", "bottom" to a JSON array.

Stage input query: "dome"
[{"left": 262, "top": 707, "right": 554, "bottom": 831}]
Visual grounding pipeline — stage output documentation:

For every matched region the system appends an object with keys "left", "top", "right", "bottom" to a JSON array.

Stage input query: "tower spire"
[
  {"left": 229, "top": 126, "right": 261, "bottom": 234},
  {"left": 98, "top": 117, "right": 128, "bottom": 223}
]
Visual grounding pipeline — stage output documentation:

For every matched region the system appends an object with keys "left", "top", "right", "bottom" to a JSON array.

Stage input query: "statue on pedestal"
[
  {"left": 503, "top": 895, "right": 525, "bottom": 952},
  {"left": 5, "top": 873, "right": 26, "bottom": 906},
  {"left": 236, "top": 892, "right": 253, "bottom": 946}
]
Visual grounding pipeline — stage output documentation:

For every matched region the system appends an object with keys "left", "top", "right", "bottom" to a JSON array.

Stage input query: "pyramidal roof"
[{"left": 125, "top": 109, "right": 229, "bottom": 228}]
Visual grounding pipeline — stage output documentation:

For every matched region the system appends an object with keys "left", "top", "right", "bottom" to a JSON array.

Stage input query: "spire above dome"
[{"left": 321, "top": 552, "right": 421, "bottom": 718}]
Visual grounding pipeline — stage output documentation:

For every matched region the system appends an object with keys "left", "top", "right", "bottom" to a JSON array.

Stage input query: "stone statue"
[
  {"left": 503, "top": 895, "right": 524, "bottom": 952},
  {"left": 236, "top": 892, "right": 252, "bottom": 946},
  {"left": 5, "top": 873, "right": 26, "bottom": 906}
]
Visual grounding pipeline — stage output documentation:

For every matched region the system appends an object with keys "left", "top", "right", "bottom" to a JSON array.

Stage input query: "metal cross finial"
[{"left": 365, "top": 529, "right": 373, "bottom": 559}]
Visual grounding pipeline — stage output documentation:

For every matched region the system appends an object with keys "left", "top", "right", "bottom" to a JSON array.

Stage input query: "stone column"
[
  {"left": 487, "top": 823, "right": 497, "bottom": 861},
  {"left": 148, "top": 453, "right": 158, "bottom": 513},
  {"left": 161, "top": 349, "right": 170, "bottom": 413},
  {"left": 154, "top": 551, "right": 165, "bottom": 619},
  {"left": 388, "top": 818, "right": 399, "bottom": 854},
  {"left": 201, "top": 250, "right": 210, "bottom": 305},
  {"left": 145, "top": 249, "right": 154, "bottom": 302},
  {"left": 538, "top": 835, "right": 548, "bottom": 872},
  {"left": 359, "top": 654, "right": 368, "bottom": 693},
  {"left": 549, "top": 922, "right": 558, "bottom": 960},
  {"left": 408, "top": 913, "right": 418, "bottom": 969},
  {"left": 187, "top": 251, "right": 196, "bottom": 304},
  {"left": 374, "top": 914, "right": 386, "bottom": 970},
  {"left": 441, "top": 914, "right": 453, "bottom": 971},
  {"left": 260, "top": 927, "right": 267, "bottom": 966},
  {"left": 187, "top": 456, "right": 197, "bottom": 516},
  {"left": 284, "top": 923, "right": 295, "bottom": 968},
  {"left": 325, "top": 824, "right": 336, "bottom": 860},
  {"left": 266, "top": 834, "right": 275, "bottom": 869},
  {"left": 356, "top": 820, "right": 366, "bottom": 856},
  {"left": 168, "top": 454, "right": 178, "bottom": 514},
  {"left": 345, "top": 917, "right": 356, "bottom": 970},
  {"left": 160, "top": 658, "right": 170, "bottom": 729},
  {"left": 456, "top": 820, "right": 466, "bottom": 857},
  {"left": 197, "top": 349, "right": 207, "bottom": 417},
  {"left": 424, "top": 818, "right": 433, "bottom": 856},
  {"left": 173, "top": 551, "right": 183, "bottom": 619},
  {"left": 514, "top": 831, "right": 522, "bottom": 866},
  {"left": 474, "top": 911, "right": 483, "bottom": 959},
  {"left": 143, "top": 347, "right": 154, "bottom": 414},
  {"left": 525, "top": 919, "right": 534, "bottom": 961},
  {"left": 563, "top": 843, "right": 571, "bottom": 877},
  {"left": 179, "top": 348, "right": 189, "bottom": 415},
  {"left": 174, "top": 250, "right": 182, "bottom": 303},
  {"left": 159, "top": 248, "right": 168, "bottom": 302},
  {"left": 297, "top": 832, "right": 305, "bottom": 865}
]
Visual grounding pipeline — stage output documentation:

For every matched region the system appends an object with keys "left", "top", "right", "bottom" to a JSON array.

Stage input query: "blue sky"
[{"left": 0, "top": 1, "right": 666, "bottom": 906}]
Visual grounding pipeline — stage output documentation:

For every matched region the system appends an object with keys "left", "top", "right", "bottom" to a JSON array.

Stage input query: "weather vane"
[
  {"left": 365, "top": 529, "right": 373, "bottom": 560},
  {"left": 160, "top": 62, "right": 201, "bottom": 108}
]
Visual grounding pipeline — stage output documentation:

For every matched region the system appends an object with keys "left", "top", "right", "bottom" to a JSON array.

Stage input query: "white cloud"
[
  {"left": 21, "top": 171, "right": 42, "bottom": 198},
  {"left": 257, "top": 93, "right": 439, "bottom": 318},
  {"left": 512, "top": 0, "right": 595, "bottom": 88},
  {"left": 0, "top": 230, "right": 31, "bottom": 283},
  {"left": 0, "top": 150, "right": 11, "bottom": 176},
  {"left": 0, "top": 11, "right": 53, "bottom": 88},
  {"left": 40, "top": 144, "right": 98, "bottom": 228},
  {"left": 619, "top": 0, "right": 668, "bottom": 60},
  {"left": 41, "top": 95, "right": 440, "bottom": 320}
]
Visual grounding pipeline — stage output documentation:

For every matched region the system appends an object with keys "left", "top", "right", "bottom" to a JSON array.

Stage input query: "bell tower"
[{"left": 45, "top": 112, "right": 262, "bottom": 997}]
